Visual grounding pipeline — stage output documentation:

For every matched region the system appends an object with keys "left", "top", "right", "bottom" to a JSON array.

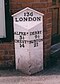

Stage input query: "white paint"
[
  {"left": 0, "top": 0, "right": 6, "bottom": 38},
  {"left": 12, "top": 7, "right": 44, "bottom": 74}
]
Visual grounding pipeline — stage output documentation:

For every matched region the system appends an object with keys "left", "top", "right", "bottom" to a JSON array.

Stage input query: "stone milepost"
[{"left": 12, "top": 7, "right": 44, "bottom": 75}]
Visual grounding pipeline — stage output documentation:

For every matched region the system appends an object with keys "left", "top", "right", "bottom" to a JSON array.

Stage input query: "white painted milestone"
[{"left": 12, "top": 7, "right": 44, "bottom": 74}]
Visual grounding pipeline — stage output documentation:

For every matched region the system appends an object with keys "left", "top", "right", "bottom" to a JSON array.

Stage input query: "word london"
[{"left": 15, "top": 17, "right": 41, "bottom": 22}]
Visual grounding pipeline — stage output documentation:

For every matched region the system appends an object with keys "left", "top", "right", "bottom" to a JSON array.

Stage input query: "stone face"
[{"left": 12, "top": 7, "right": 44, "bottom": 74}]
